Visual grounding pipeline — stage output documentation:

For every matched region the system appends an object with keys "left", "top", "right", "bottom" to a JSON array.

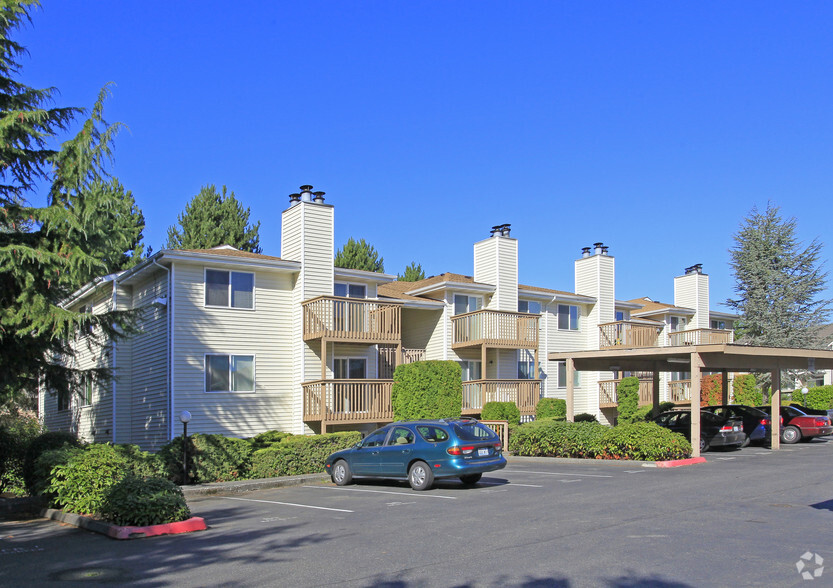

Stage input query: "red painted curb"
[
  {"left": 655, "top": 457, "right": 707, "bottom": 468},
  {"left": 108, "top": 516, "right": 207, "bottom": 539}
]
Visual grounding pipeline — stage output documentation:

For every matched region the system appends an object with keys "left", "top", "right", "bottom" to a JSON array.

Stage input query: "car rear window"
[
  {"left": 452, "top": 422, "right": 498, "bottom": 441},
  {"left": 416, "top": 426, "right": 450, "bottom": 443}
]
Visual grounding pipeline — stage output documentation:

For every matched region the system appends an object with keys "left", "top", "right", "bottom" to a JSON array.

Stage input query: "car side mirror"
[{"left": 354, "top": 441, "right": 363, "bottom": 449}]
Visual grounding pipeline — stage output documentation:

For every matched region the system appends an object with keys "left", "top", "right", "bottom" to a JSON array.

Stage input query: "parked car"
[
  {"left": 324, "top": 418, "right": 507, "bottom": 490},
  {"left": 650, "top": 410, "right": 746, "bottom": 452},
  {"left": 790, "top": 404, "right": 833, "bottom": 427},
  {"left": 701, "top": 404, "right": 778, "bottom": 447},
  {"left": 757, "top": 405, "right": 833, "bottom": 444}
]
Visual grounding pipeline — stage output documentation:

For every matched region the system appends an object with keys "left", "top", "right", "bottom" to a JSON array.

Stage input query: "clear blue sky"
[{"left": 17, "top": 1, "right": 833, "bottom": 309}]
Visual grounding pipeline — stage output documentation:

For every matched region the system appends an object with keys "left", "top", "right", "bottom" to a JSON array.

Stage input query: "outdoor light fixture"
[
  {"left": 179, "top": 411, "right": 192, "bottom": 485},
  {"left": 802, "top": 387, "right": 809, "bottom": 407}
]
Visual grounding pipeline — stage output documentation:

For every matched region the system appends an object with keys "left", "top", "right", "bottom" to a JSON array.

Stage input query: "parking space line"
[
  {"left": 478, "top": 481, "right": 543, "bottom": 488},
  {"left": 222, "top": 496, "right": 354, "bottom": 513},
  {"left": 503, "top": 469, "right": 613, "bottom": 478},
  {"left": 303, "top": 486, "right": 457, "bottom": 499}
]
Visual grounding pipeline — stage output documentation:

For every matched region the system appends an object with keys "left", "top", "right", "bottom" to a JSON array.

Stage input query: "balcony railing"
[
  {"left": 669, "top": 380, "right": 692, "bottom": 403},
  {"left": 599, "top": 321, "right": 660, "bottom": 349},
  {"left": 598, "top": 378, "right": 654, "bottom": 408},
  {"left": 378, "top": 347, "right": 426, "bottom": 379},
  {"left": 303, "top": 296, "right": 402, "bottom": 343},
  {"left": 302, "top": 379, "right": 393, "bottom": 424},
  {"left": 461, "top": 379, "right": 540, "bottom": 416},
  {"left": 669, "top": 328, "right": 734, "bottom": 346},
  {"left": 452, "top": 310, "right": 539, "bottom": 349}
]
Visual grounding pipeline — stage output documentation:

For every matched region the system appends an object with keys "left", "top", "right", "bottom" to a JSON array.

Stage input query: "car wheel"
[
  {"left": 332, "top": 460, "right": 352, "bottom": 486},
  {"left": 699, "top": 437, "right": 710, "bottom": 453},
  {"left": 408, "top": 461, "right": 434, "bottom": 491},
  {"left": 782, "top": 425, "right": 801, "bottom": 444},
  {"left": 459, "top": 473, "right": 482, "bottom": 485}
]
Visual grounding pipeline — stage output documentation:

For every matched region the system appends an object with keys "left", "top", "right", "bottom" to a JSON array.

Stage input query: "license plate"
[
  {"left": 734, "top": 426, "right": 740, "bottom": 432},
  {"left": 477, "top": 448, "right": 489, "bottom": 457}
]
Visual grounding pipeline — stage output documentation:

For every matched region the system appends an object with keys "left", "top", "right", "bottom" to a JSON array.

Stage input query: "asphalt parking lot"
[{"left": 2, "top": 439, "right": 832, "bottom": 587}]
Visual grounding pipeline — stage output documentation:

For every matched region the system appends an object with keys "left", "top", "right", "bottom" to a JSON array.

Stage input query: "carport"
[{"left": 549, "top": 344, "right": 833, "bottom": 457}]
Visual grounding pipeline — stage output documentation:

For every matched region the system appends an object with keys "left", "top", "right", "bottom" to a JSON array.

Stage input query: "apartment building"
[{"left": 41, "top": 188, "right": 737, "bottom": 449}]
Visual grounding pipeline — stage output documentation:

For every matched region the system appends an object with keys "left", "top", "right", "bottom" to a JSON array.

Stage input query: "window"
[
  {"left": 205, "top": 270, "right": 254, "bottom": 309},
  {"left": 518, "top": 300, "right": 541, "bottom": 314},
  {"left": 670, "top": 316, "right": 686, "bottom": 332},
  {"left": 557, "top": 304, "right": 579, "bottom": 330},
  {"left": 555, "top": 360, "right": 580, "bottom": 389},
  {"left": 711, "top": 319, "right": 726, "bottom": 330},
  {"left": 454, "top": 294, "right": 482, "bottom": 315},
  {"left": 387, "top": 427, "right": 415, "bottom": 445},
  {"left": 615, "top": 311, "right": 627, "bottom": 321},
  {"left": 518, "top": 350, "right": 535, "bottom": 379},
  {"left": 205, "top": 354, "right": 255, "bottom": 392},
  {"left": 334, "top": 283, "right": 366, "bottom": 298},
  {"left": 334, "top": 358, "right": 366, "bottom": 379},
  {"left": 362, "top": 428, "right": 388, "bottom": 448},
  {"left": 80, "top": 374, "right": 93, "bottom": 407},
  {"left": 416, "top": 425, "right": 450, "bottom": 442},
  {"left": 460, "top": 360, "right": 481, "bottom": 381},
  {"left": 57, "top": 389, "right": 69, "bottom": 411}
]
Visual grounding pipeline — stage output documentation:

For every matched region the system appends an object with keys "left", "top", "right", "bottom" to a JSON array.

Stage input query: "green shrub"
[
  {"left": 632, "top": 401, "right": 677, "bottom": 423},
  {"left": 392, "top": 361, "right": 462, "bottom": 420},
  {"left": 30, "top": 446, "right": 85, "bottom": 497},
  {"left": 249, "top": 430, "right": 294, "bottom": 451},
  {"left": 790, "top": 385, "right": 833, "bottom": 410},
  {"left": 157, "top": 433, "right": 253, "bottom": 484},
  {"left": 700, "top": 374, "right": 723, "bottom": 406},
  {"left": 46, "top": 444, "right": 131, "bottom": 514},
  {"left": 114, "top": 444, "right": 166, "bottom": 478},
  {"left": 732, "top": 374, "right": 762, "bottom": 406},
  {"left": 23, "top": 431, "right": 82, "bottom": 495},
  {"left": 481, "top": 401, "right": 521, "bottom": 426},
  {"left": 0, "top": 413, "right": 41, "bottom": 495},
  {"left": 598, "top": 423, "right": 691, "bottom": 461},
  {"left": 574, "top": 413, "right": 598, "bottom": 423},
  {"left": 616, "top": 377, "right": 640, "bottom": 424},
  {"left": 100, "top": 475, "right": 191, "bottom": 526},
  {"left": 535, "top": 398, "right": 566, "bottom": 420},
  {"left": 250, "top": 431, "right": 361, "bottom": 479}
]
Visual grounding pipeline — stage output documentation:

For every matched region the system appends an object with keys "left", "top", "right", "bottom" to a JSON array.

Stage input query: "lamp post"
[
  {"left": 801, "top": 387, "right": 809, "bottom": 408},
  {"left": 179, "top": 410, "right": 192, "bottom": 484}
]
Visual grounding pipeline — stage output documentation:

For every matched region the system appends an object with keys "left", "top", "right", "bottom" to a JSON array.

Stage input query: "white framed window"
[
  {"left": 555, "top": 360, "right": 580, "bottom": 389},
  {"left": 615, "top": 310, "right": 628, "bottom": 321},
  {"left": 518, "top": 350, "right": 535, "bottom": 379},
  {"left": 460, "top": 360, "right": 482, "bottom": 381},
  {"left": 80, "top": 374, "right": 93, "bottom": 407},
  {"left": 334, "top": 357, "right": 366, "bottom": 379},
  {"left": 205, "top": 354, "right": 255, "bottom": 392},
  {"left": 518, "top": 300, "right": 541, "bottom": 314},
  {"left": 670, "top": 316, "right": 687, "bottom": 331},
  {"left": 454, "top": 294, "right": 482, "bottom": 315},
  {"left": 334, "top": 283, "right": 366, "bottom": 298},
  {"left": 205, "top": 269, "right": 255, "bottom": 309},
  {"left": 557, "top": 304, "right": 580, "bottom": 331},
  {"left": 711, "top": 319, "right": 726, "bottom": 330}
]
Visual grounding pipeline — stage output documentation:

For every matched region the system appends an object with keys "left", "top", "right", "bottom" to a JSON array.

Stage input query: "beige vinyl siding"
[
  {"left": 674, "top": 273, "right": 710, "bottom": 329},
  {"left": 330, "top": 344, "right": 378, "bottom": 378},
  {"left": 474, "top": 236, "right": 518, "bottom": 311},
  {"left": 401, "top": 308, "right": 440, "bottom": 352},
  {"left": 171, "top": 261, "right": 295, "bottom": 438}
]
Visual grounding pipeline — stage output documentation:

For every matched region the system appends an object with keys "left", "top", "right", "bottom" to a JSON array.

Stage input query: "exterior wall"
[
  {"left": 674, "top": 272, "right": 709, "bottom": 329},
  {"left": 473, "top": 235, "right": 518, "bottom": 311},
  {"left": 170, "top": 261, "right": 296, "bottom": 438}
]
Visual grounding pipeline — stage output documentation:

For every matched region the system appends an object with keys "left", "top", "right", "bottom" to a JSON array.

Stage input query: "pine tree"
[
  {"left": 165, "top": 184, "right": 261, "bottom": 253},
  {"left": 0, "top": 2, "right": 138, "bottom": 408},
  {"left": 398, "top": 261, "right": 425, "bottom": 282},
  {"left": 334, "top": 237, "right": 384, "bottom": 273}
]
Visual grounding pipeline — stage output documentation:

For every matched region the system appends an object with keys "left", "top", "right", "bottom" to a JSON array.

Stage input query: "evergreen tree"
[
  {"left": 334, "top": 237, "right": 384, "bottom": 273},
  {"left": 727, "top": 203, "right": 831, "bottom": 350},
  {"left": 165, "top": 184, "right": 261, "bottom": 253},
  {"left": 0, "top": 2, "right": 138, "bottom": 408},
  {"left": 398, "top": 261, "right": 425, "bottom": 282}
]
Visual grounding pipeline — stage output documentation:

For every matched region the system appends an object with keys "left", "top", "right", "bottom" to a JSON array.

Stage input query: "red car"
[{"left": 758, "top": 405, "right": 833, "bottom": 444}]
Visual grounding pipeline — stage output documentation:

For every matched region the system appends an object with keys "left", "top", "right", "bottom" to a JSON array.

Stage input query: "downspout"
[{"left": 152, "top": 259, "right": 173, "bottom": 441}]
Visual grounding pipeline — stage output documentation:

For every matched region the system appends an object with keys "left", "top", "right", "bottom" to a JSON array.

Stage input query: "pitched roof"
[
  {"left": 378, "top": 273, "right": 488, "bottom": 301},
  {"left": 178, "top": 247, "right": 284, "bottom": 262},
  {"left": 518, "top": 283, "right": 581, "bottom": 297},
  {"left": 627, "top": 297, "right": 693, "bottom": 316}
]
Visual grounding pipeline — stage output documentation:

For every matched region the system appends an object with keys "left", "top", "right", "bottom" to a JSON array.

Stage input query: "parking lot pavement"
[{"left": 2, "top": 437, "right": 832, "bottom": 587}]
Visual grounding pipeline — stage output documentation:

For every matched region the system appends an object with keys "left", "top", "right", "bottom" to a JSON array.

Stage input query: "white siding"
[
  {"left": 674, "top": 273, "right": 710, "bottom": 329},
  {"left": 474, "top": 235, "right": 518, "bottom": 311}
]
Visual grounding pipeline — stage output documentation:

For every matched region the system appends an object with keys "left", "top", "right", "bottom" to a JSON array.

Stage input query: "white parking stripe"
[
  {"left": 478, "top": 481, "right": 543, "bottom": 488},
  {"left": 222, "top": 496, "right": 354, "bottom": 513},
  {"left": 303, "top": 486, "right": 457, "bottom": 499},
  {"left": 503, "top": 469, "right": 613, "bottom": 478}
]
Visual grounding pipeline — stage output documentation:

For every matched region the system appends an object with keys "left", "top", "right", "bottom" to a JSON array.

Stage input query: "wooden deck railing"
[
  {"left": 598, "top": 378, "right": 654, "bottom": 408},
  {"left": 669, "top": 380, "right": 692, "bottom": 403},
  {"left": 480, "top": 420, "right": 510, "bottom": 449},
  {"left": 599, "top": 321, "right": 660, "bottom": 349},
  {"left": 302, "top": 379, "right": 394, "bottom": 423},
  {"left": 669, "top": 328, "right": 734, "bottom": 346},
  {"left": 461, "top": 379, "right": 540, "bottom": 415},
  {"left": 452, "top": 310, "right": 539, "bottom": 349},
  {"left": 302, "top": 296, "right": 402, "bottom": 343},
  {"left": 378, "top": 347, "right": 426, "bottom": 379}
]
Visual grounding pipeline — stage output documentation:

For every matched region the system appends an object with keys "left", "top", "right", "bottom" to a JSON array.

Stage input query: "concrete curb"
[
  {"left": 41, "top": 508, "right": 207, "bottom": 540},
  {"left": 180, "top": 473, "right": 330, "bottom": 498},
  {"left": 654, "top": 457, "right": 707, "bottom": 468}
]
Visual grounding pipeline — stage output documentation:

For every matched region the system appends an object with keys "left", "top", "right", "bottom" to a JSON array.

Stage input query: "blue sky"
[{"left": 17, "top": 1, "right": 833, "bottom": 309}]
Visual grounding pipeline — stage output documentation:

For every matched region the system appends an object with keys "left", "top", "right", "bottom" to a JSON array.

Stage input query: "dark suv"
[{"left": 325, "top": 418, "right": 506, "bottom": 490}]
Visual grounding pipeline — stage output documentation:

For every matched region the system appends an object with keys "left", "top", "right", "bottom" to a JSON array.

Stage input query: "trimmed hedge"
[
  {"left": 732, "top": 374, "right": 762, "bottom": 406},
  {"left": 249, "top": 430, "right": 294, "bottom": 451},
  {"left": 100, "top": 475, "right": 191, "bottom": 526},
  {"left": 482, "top": 401, "right": 521, "bottom": 426},
  {"left": 46, "top": 444, "right": 133, "bottom": 514},
  {"left": 535, "top": 398, "right": 566, "bottom": 420},
  {"left": 31, "top": 445, "right": 84, "bottom": 497},
  {"left": 790, "top": 385, "right": 833, "bottom": 410},
  {"left": 23, "top": 431, "right": 81, "bottom": 495},
  {"left": 510, "top": 420, "right": 692, "bottom": 461},
  {"left": 250, "top": 431, "right": 361, "bottom": 479},
  {"left": 616, "top": 377, "right": 640, "bottom": 424},
  {"left": 157, "top": 433, "right": 253, "bottom": 484},
  {"left": 392, "top": 360, "right": 462, "bottom": 420},
  {"left": 700, "top": 374, "right": 722, "bottom": 406},
  {"left": 574, "top": 413, "right": 598, "bottom": 423}
]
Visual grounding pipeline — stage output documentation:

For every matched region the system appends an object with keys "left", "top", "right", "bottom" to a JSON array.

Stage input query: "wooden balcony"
[
  {"left": 303, "top": 296, "right": 402, "bottom": 343},
  {"left": 669, "top": 380, "right": 692, "bottom": 404},
  {"left": 378, "top": 347, "right": 426, "bottom": 379},
  {"left": 461, "top": 379, "right": 541, "bottom": 416},
  {"left": 452, "top": 310, "right": 539, "bottom": 349},
  {"left": 669, "top": 328, "right": 734, "bottom": 346},
  {"left": 599, "top": 321, "right": 660, "bottom": 349},
  {"left": 598, "top": 378, "right": 655, "bottom": 408},
  {"left": 302, "top": 379, "right": 394, "bottom": 425}
]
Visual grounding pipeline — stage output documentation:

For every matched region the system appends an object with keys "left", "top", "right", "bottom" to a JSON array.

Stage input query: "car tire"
[
  {"left": 699, "top": 437, "right": 710, "bottom": 453},
  {"left": 332, "top": 460, "right": 352, "bottom": 486},
  {"left": 459, "top": 473, "right": 482, "bottom": 485},
  {"left": 782, "top": 425, "right": 801, "bottom": 444},
  {"left": 408, "top": 461, "right": 434, "bottom": 491}
]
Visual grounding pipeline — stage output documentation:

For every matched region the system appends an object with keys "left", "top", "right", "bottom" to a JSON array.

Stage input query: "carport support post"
[
  {"left": 721, "top": 370, "right": 729, "bottom": 405},
  {"left": 770, "top": 366, "right": 781, "bottom": 450},
  {"left": 566, "top": 358, "right": 575, "bottom": 422},
  {"left": 690, "top": 352, "right": 703, "bottom": 458}
]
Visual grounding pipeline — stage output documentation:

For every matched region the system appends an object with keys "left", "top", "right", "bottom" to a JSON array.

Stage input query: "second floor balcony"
[
  {"left": 461, "top": 379, "right": 541, "bottom": 416},
  {"left": 452, "top": 310, "right": 539, "bottom": 350},
  {"left": 600, "top": 321, "right": 734, "bottom": 350},
  {"left": 303, "top": 296, "right": 402, "bottom": 343},
  {"left": 598, "top": 378, "right": 654, "bottom": 408}
]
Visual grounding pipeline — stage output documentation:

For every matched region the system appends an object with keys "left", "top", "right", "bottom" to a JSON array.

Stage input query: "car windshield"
[{"left": 452, "top": 422, "right": 497, "bottom": 441}]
